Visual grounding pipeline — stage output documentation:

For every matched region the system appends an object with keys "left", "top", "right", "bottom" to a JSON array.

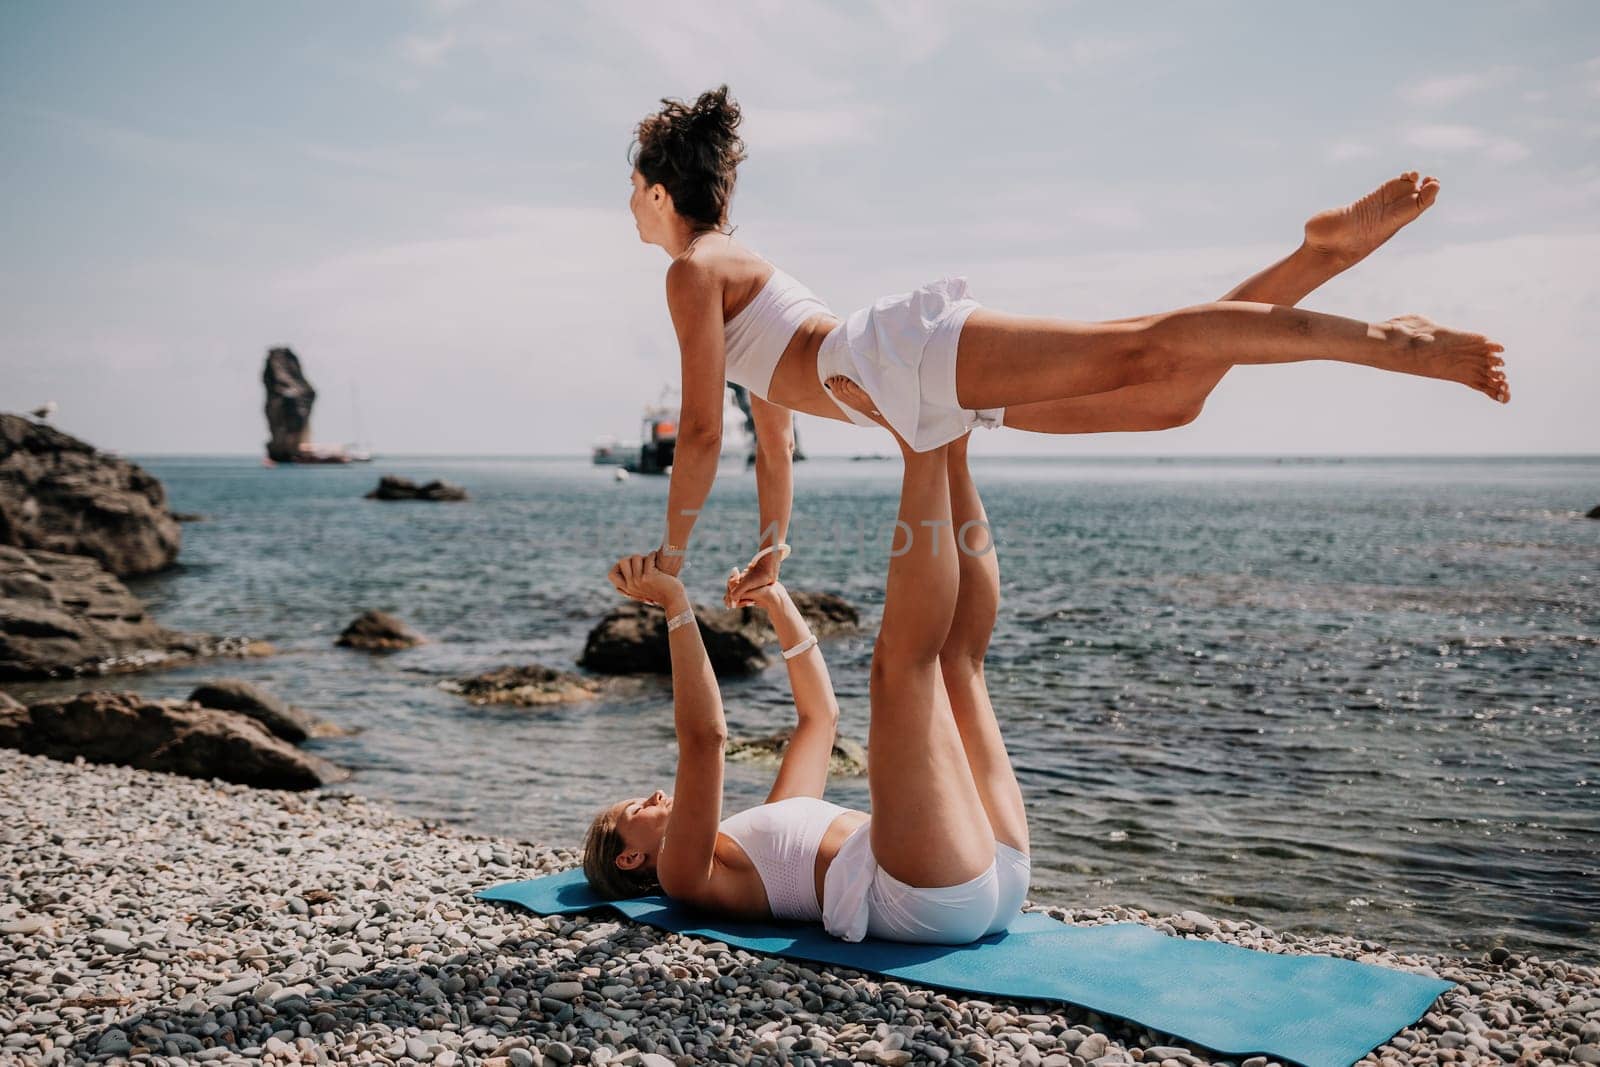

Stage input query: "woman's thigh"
[
  {"left": 866, "top": 655, "right": 999, "bottom": 889},
  {"left": 954, "top": 308, "right": 1150, "bottom": 411}
]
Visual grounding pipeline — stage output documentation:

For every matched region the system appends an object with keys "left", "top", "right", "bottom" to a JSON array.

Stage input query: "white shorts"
[
  {"left": 815, "top": 276, "right": 1004, "bottom": 452},
  {"left": 821, "top": 820, "right": 1031, "bottom": 945}
]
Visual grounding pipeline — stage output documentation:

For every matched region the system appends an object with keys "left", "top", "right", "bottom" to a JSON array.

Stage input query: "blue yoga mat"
[{"left": 479, "top": 869, "right": 1449, "bottom": 1067}]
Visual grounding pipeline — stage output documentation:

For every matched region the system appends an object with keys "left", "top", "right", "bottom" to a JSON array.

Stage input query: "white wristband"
[
  {"left": 781, "top": 633, "right": 817, "bottom": 660},
  {"left": 665, "top": 607, "right": 695, "bottom": 632},
  {"left": 747, "top": 543, "right": 791, "bottom": 569}
]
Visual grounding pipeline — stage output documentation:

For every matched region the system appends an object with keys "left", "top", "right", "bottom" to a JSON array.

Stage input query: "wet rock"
[
  {"left": 441, "top": 664, "right": 602, "bottom": 707},
  {"left": 726, "top": 729, "right": 868, "bottom": 776},
  {"left": 0, "top": 689, "right": 347, "bottom": 789},
  {"left": 579, "top": 591, "right": 859, "bottom": 676},
  {"left": 188, "top": 678, "right": 345, "bottom": 741},
  {"left": 0, "top": 545, "right": 270, "bottom": 680},
  {"left": 336, "top": 609, "right": 425, "bottom": 651},
  {"left": 365, "top": 475, "right": 468, "bottom": 502},
  {"left": 1587, "top": 504, "right": 1600, "bottom": 519},
  {"left": 0, "top": 412, "right": 181, "bottom": 577}
]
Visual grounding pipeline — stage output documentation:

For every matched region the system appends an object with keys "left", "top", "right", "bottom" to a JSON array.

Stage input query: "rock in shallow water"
[
  {"left": 336, "top": 609, "right": 425, "bottom": 651},
  {"left": 579, "top": 591, "right": 859, "bottom": 676},
  {"left": 442, "top": 664, "right": 601, "bottom": 707},
  {"left": 725, "top": 729, "right": 867, "bottom": 777},
  {"left": 365, "top": 475, "right": 468, "bottom": 501},
  {"left": 0, "top": 545, "right": 268, "bottom": 680}
]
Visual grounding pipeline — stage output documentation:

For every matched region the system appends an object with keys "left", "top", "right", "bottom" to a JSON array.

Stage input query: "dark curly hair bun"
[{"left": 631, "top": 84, "right": 748, "bottom": 230}]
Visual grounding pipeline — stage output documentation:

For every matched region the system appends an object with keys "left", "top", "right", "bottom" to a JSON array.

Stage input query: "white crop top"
[
  {"left": 722, "top": 266, "right": 834, "bottom": 398},
  {"left": 718, "top": 795, "right": 852, "bottom": 921}
]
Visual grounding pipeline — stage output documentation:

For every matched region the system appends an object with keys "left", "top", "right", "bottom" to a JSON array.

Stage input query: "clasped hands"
[{"left": 609, "top": 547, "right": 783, "bottom": 612}]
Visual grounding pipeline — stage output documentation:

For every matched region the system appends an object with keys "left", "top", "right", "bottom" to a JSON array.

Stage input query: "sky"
[{"left": 2, "top": 0, "right": 1597, "bottom": 457}]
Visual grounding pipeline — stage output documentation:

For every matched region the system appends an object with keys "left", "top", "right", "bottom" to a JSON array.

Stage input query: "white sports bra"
[
  {"left": 722, "top": 266, "right": 834, "bottom": 398},
  {"left": 718, "top": 795, "right": 852, "bottom": 921}
]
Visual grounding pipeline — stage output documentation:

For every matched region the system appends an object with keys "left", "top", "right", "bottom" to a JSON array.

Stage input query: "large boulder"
[
  {"left": 0, "top": 689, "right": 347, "bottom": 789},
  {"left": 364, "top": 476, "right": 467, "bottom": 501},
  {"left": 336, "top": 610, "right": 424, "bottom": 651},
  {"left": 441, "top": 664, "right": 601, "bottom": 707},
  {"left": 0, "top": 413, "right": 181, "bottom": 577},
  {"left": 757, "top": 591, "right": 859, "bottom": 639},
  {"left": 1587, "top": 504, "right": 1600, "bottom": 519},
  {"left": 578, "top": 592, "right": 860, "bottom": 676},
  {"left": 726, "top": 729, "right": 868, "bottom": 777},
  {"left": 580, "top": 602, "right": 764, "bottom": 676},
  {"left": 187, "top": 679, "right": 345, "bottom": 742},
  {"left": 0, "top": 546, "right": 270, "bottom": 680}
]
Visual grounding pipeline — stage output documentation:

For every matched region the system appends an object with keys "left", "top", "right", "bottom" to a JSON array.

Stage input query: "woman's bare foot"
[
  {"left": 1378, "top": 314, "right": 1510, "bottom": 403},
  {"left": 825, "top": 376, "right": 916, "bottom": 451},
  {"left": 1305, "top": 172, "right": 1440, "bottom": 268}
]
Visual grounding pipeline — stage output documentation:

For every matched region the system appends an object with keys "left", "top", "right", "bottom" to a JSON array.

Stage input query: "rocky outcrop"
[
  {"left": 364, "top": 476, "right": 468, "bottom": 502},
  {"left": 0, "top": 690, "right": 347, "bottom": 789},
  {"left": 263, "top": 348, "right": 316, "bottom": 463},
  {"left": 578, "top": 592, "right": 860, "bottom": 676},
  {"left": 758, "top": 591, "right": 859, "bottom": 639},
  {"left": 580, "top": 602, "right": 763, "bottom": 675},
  {"left": 187, "top": 679, "right": 346, "bottom": 742},
  {"left": 0, "top": 546, "right": 270, "bottom": 680},
  {"left": 336, "top": 610, "right": 424, "bottom": 651},
  {"left": 440, "top": 664, "right": 601, "bottom": 707},
  {"left": 0, "top": 413, "right": 182, "bottom": 577},
  {"left": 726, "top": 729, "right": 868, "bottom": 776},
  {"left": 1587, "top": 504, "right": 1600, "bottom": 519}
]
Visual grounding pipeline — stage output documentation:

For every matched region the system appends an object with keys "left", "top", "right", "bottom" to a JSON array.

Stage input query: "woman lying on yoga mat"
[
  {"left": 626, "top": 85, "right": 1509, "bottom": 600},
  {"left": 583, "top": 426, "right": 1030, "bottom": 945}
]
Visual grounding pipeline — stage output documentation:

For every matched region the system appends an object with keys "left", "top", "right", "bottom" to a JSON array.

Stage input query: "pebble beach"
[{"left": 4, "top": 750, "right": 1597, "bottom": 1067}]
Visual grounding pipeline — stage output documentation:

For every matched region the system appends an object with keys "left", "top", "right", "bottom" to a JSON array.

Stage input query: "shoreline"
[{"left": 3, "top": 750, "right": 1595, "bottom": 1067}]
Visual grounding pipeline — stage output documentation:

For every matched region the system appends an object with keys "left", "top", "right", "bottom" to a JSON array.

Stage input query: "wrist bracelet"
[
  {"left": 666, "top": 607, "right": 695, "bottom": 632},
  {"left": 781, "top": 633, "right": 817, "bottom": 660},
  {"left": 747, "top": 543, "right": 791, "bottom": 569}
]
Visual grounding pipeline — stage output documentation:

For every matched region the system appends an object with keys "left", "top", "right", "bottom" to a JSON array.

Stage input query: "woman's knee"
[{"left": 872, "top": 627, "right": 945, "bottom": 675}]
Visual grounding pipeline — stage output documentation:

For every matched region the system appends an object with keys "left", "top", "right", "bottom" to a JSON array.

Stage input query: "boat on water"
[{"left": 593, "top": 385, "right": 805, "bottom": 474}]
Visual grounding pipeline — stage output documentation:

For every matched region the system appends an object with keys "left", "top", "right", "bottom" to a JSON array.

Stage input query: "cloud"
[
  {"left": 1325, "top": 139, "right": 1377, "bottom": 162},
  {"left": 1399, "top": 68, "right": 1515, "bottom": 106},
  {"left": 746, "top": 105, "right": 885, "bottom": 151},
  {"left": 399, "top": 29, "right": 455, "bottom": 67},
  {"left": 1404, "top": 124, "right": 1529, "bottom": 163}
]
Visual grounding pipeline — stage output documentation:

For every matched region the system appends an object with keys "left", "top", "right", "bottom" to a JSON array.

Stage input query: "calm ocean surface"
[{"left": 15, "top": 455, "right": 1596, "bottom": 961}]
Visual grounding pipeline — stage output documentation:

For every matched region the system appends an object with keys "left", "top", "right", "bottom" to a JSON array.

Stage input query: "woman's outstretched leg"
[
  {"left": 951, "top": 175, "right": 1506, "bottom": 416},
  {"left": 831, "top": 378, "right": 999, "bottom": 889},
  {"left": 1004, "top": 173, "right": 1451, "bottom": 433},
  {"left": 938, "top": 433, "right": 1029, "bottom": 856}
]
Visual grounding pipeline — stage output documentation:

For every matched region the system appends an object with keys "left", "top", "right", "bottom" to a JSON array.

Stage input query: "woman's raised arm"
[
  {"left": 608, "top": 553, "right": 726, "bottom": 897},
  {"left": 726, "top": 575, "right": 839, "bottom": 804},
  {"left": 743, "top": 394, "right": 796, "bottom": 592},
  {"left": 656, "top": 255, "right": 727, "bottom": 577}
]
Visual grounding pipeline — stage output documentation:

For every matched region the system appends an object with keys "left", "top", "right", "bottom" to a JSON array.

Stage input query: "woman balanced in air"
[
  {"left": 625, "top": 85, "right": 1508, "bottom": 597},
  {"left": 586, "top": 421, "right": 1031, "bottom": 945}
]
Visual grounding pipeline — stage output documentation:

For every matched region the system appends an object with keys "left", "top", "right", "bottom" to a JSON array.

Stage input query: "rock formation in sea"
[
  {"left": 579, "top": 592, "right": 859, "bottom": 676},
  {"left": 726, "top": 729, "right": 868, "bottom": 776},
  {"left": 365, "top": 475, "right": 469, "bottom": 501},
  {"left": 263, "top": 347, "right": 318, "bottom": 463},
  {"left": 0, "top": 689, "right": 346, "bottom": 789},
  {"left": 336, "top": 610, "right": 425, "bottom": 651},
  {"left": 0, "top": 546, "right": 270, "bottom": 680},
  {"left": 441, "top": 664, "right": 602, "bottom": 707},
  {"left": 1587, "top": 504, "right": 1600, "bottom": 519},
  {"left": 0, "top": 412, "right": 181, "bottom": 577}
]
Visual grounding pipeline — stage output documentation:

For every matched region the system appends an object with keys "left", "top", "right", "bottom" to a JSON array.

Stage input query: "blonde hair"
[{"left": 582, "top": 803, "right": 663, "bottom": 900}]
